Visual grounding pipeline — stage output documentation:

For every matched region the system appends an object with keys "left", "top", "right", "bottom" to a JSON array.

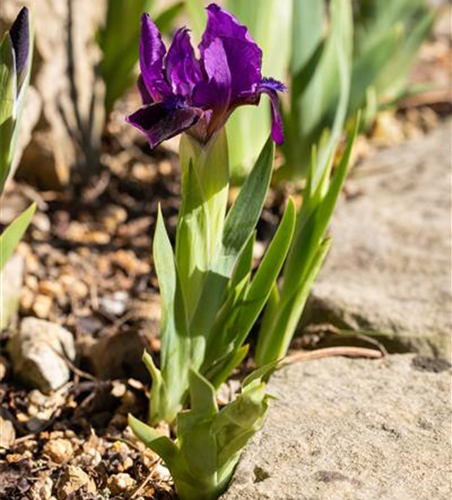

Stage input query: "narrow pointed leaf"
[
  {"left": 0, "top": 203, "right": 35, "bottom": 272},
  {"left": 221, "top": 137, "right": 274, "bottom": 272},
  {"left": 128, "top": 414, "right": 181, "bottom": 466},
  {"left": 218, "top": 198, "right": 296, "bottom": 362},
  {"left": 256, "top": 238, "right": 331, "bottom": 365}
]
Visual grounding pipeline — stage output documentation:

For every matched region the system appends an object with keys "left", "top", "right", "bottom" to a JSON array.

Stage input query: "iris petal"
[
  {"left": 193, "top": 38, "right": 231, "bottom": 134},
  {"left": 200, "top": 4, "right": 262, "bottom": 99},
  {"left": 259, "top": 78, "right": 287, "bottom": 145},
  {"left": 137, "top": 75, "right": 153, "bottom": 105},
  {"left": 127, "top": 99, "right": 202, "bottom": 148},
  {"left": 166, "top": 28, "right": 203, "bottom": 98},
  {"left": 130, "top": 4, "right": 287, "bottom": 148},
  {"left": 139, "top": 14, "right": 171, "bottom": 101}
]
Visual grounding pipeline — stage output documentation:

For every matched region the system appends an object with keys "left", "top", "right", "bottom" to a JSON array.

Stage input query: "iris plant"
[
  {"left": 127, "top": 4, "right": 291, "bottom": 499},
  {"left": 0, "top": 7, "right": 35, "bottom": 276}
]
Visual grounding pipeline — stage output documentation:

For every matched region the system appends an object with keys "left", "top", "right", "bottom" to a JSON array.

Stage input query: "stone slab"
[
  {"left": 222, "top": 355, "right": 451, "bottom": 500},
  {"left": 303, "top": 122, "right": 452, "bottom": 358}
]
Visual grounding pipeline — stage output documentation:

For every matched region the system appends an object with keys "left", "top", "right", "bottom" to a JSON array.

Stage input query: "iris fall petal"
[{"left": 127, "top": 100, "right": 202, "bottom": 148}]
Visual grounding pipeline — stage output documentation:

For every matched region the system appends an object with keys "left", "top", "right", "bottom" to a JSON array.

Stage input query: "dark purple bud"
[{"left": 9, "top": 7, "right": 30, "bottom": 88}]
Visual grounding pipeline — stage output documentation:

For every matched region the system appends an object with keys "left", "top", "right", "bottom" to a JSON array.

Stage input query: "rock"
[
  {"left": 8, "top": 317, "right": 76, "bottom": 393},
  {"left": 32, "top": 294, "right": 53, "bottom": 319},
  {"left": 303, "top": 123, "right": 452, "bottom": 358},
  {"left": 56, "top": 466, "right": 96, "bottom": 500},
  {"left": 79, "top": 330, "right": 151, "bottom": 381},
  {"left": 99, "top": 291, "right": 129, "bottom": 317},
  {"left": 0, "top": 254, "right": 24, "bottom": 330},
  {"left": 30, "top": 474, "right": 53, "bottom": 500},
  {"left": 43, "top": 439, "right": 74, "bottom": 464},
  {"left": 1, "top": 0, "right": 106, "bottom": 189},
  {"left": 25, "top": 389, "right": 69, "bottom": 432},
  {"left": 0, "top": 356, "right": 7, "bottom": 381},
  {"left": 0, "top": 415, "right": 16, "bottom": 450},
  {"left": 107, "top": 473, "right": 136, "bottom": 495},
  {"left": 222, "top": 355, "right": 451, "bottom": 500}
]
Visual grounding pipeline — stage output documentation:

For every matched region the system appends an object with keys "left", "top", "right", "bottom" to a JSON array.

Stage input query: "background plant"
[
  {"left": 348, "top": 0, "right": 436, "bottom": 130},
  {"left": 281, "top": 0, "right": 434, "bottom": 179},
  {"left": 0, "top": 7, "right": 35, "bottom": 274},
  {"left": 186, "top": 0, "right": 434, "bottom": 181},
  {"left": 256, "top": 119, "right": 359, "bottom": 366},
  {"left": 65, "top": 0, "right": 184, "bottom": 174}
]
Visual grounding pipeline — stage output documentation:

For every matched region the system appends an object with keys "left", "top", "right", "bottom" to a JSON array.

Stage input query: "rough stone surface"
[
  {"left": 222, "top": 355, "right": 452, "bottom": 500},
  {"left": 0, "top": 254, "right": 24, "bottom": 330},
  {"left": 8, "top": 317, "right": 76, "bottom": 393},
  {"left": 303, "top": 122, "right": 452, "bottom": 358},
  {"left": 1, "top": 0, "right": 106, "bottom": 188}
]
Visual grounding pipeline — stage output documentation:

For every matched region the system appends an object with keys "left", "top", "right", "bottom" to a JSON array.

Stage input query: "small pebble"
[
  {"left": 100, "top": 291, "right": 129, "bottom": 316},
  {"left": 0, "top": 356, "right": 8, "bottom": 381},
  {"left": 56, "top": 466, "right": 96, "bottom": 499},
  {"left": 43, "top": 439, "right": 73, "bottom": 464},
  {"left": 0, "top": 416, "right": 15, "bottom": 449},
  {"left": 107, "top": 473, "right": 136, "bottom": 495},
  {"left": 30, "top": 475, "right": 53, "bottom": 500}
]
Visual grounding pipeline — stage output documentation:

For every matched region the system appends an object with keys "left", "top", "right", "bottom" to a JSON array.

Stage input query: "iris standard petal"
[
  {"left": 126, "top": 99, "right": 202, "bottom": 148},
  {"left": 9, "top": 7, "right": 29, "bottom": 88},
  {"left": 166, "top": 28, "right": 203, "bottom": 98},
  {"left": 139, "top": 14, "right": 171, "bottom": 101},
  {"left": 200, "top": 4, "right": 262, "bottom": 99},
  {"left": 193, "top": 38, "right": 231, "bottom": 133},
  {"left": 259, "top": 78, "right": 287, "bottom": 145}
]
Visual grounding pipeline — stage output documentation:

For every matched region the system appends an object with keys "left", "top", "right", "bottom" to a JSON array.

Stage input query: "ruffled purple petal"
[
  {"left": 193, "top": 38, "right": 231, "bottom": 134},
  {"left": 200, "top": 4, "right": 262, "bottom": 100},
  {"left": 139, "top": 14, "right": 171, "bottom": 102},
  {"left": 166, "top": 28, "right": 203, "bottom": 98},
  {"left": 126, "top": 98, "right": 203, "bottom": 148},
  {"left": 9, "top": 7, "right": 30, "bottom": 88},
  {"left": 128, "top": 4, "right": 288, "bottom": 148},
  {"left": 259, "top": 78, "right": 287, "bottom": 145}
]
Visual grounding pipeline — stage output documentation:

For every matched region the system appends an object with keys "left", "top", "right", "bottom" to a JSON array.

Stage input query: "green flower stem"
[{"left": 177, "top": 130, "right": 229, "bottom": 318}]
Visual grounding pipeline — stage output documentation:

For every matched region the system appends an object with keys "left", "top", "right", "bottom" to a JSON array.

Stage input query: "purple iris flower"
[{"left": 127, "top": 3, "right": 287, "bottom": 149}]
